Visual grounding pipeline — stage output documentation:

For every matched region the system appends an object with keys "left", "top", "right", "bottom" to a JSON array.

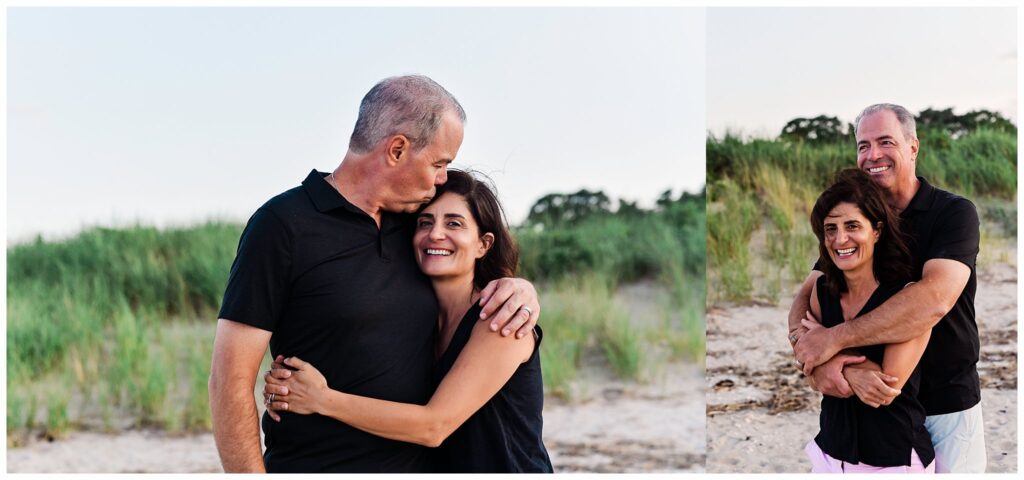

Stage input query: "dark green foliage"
[
  {"left": 917, "top": 107, "right": 1017, "bottom": 138},
  {"left": 517, "top": 189, "right": 706, "bottom": 287},
  {"left": 525, "top": 189, "right": 612, "bottom": 228},
  {"left": 780, "top": 115, "right": 852, "bottom": 144}
]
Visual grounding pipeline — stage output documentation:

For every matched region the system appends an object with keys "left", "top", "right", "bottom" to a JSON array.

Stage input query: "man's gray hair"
[
  {"left": 349, "top": 75, "right": 466, "bottom": 153},
  {"left": 855, "top": 103, "right": 917, "bottom": 141}
]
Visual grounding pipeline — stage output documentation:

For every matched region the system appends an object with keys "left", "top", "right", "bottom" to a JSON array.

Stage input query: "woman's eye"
[
  {"left": 417, "top": 220, "right": 433, "bottom": 228},
  {"left": 447, "top": 221, "right": 463, "bottom": 228}
]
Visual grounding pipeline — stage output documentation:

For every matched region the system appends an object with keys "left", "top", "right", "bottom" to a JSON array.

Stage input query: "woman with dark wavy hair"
[
  {"left": 802, "top": 168, "right": 934, "bottom": 473},
  {"left": 261, "top": 169, "right": 552, "bottom": 473}
]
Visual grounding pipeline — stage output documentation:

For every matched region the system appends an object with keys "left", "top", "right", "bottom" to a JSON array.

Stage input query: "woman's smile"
[{"left": 823, "top": 201, "right": 879, "bottom": 273}]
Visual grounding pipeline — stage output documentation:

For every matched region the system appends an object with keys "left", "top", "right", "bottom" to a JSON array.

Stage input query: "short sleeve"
[
  {"left": 217, "top": 207, "right": 292, "bottom": 332},
  {"left": 926, "top": 198, "right": 980, "bottom": 269}
]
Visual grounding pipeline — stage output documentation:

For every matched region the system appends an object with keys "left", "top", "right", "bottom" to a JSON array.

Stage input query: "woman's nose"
[{"left": 429, "top": 224, "right": 446, "bottom": 240}]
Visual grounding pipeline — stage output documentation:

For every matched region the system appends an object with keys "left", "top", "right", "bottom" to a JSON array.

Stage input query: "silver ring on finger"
[
  {"left": 270, "top": 393, "right": 276, "bottom": 404},
  {"left": 519, "top": 305, "right": 533, "bottom": 317}
]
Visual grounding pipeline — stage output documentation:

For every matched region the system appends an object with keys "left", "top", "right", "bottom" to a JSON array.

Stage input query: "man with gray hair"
[
  {"left": 208, "top": 75, "right": 540, "bottom": 472},
  {"left": 788, "top": 103, "right": 985, "bottom": 472}
]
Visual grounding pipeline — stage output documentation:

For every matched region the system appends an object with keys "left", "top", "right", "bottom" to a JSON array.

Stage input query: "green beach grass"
[{"left": 7, "top": 192, "right": 705, "bottom": 441}]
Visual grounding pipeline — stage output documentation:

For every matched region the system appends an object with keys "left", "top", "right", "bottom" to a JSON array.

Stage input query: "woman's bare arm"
[{"left": 267, "top": 320, "right": 535, "bottom": 447}]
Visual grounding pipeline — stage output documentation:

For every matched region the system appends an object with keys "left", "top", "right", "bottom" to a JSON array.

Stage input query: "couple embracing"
[
  {"left": 209, "top": 75, "right": 553, "bottom": 473},
  {"left": 791, "top": 104, "right": 986, "bottom": 473}
]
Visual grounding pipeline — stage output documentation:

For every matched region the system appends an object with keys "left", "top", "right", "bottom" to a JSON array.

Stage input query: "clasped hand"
[{"left": 263, "top": 355, "right": 327, "bottom": 421}]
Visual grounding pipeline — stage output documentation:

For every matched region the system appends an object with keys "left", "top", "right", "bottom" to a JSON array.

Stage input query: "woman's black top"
[
  {"left": 813, "top": 276, "right": 935, "bottom": 468},
  {"left": 430, "top": 303, "right": 553, "bottom": 473}
]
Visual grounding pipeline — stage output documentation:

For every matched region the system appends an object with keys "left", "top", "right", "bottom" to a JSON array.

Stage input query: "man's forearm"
[
  {"left": 832, "top": 260, "right": 969, "bottom": 350},
  {"left": 788, "top": 272, "right": 820, "bottom": 334},
  {"left": 210, "top": 379, "right": 266, "bottom": 473},
  {"left": 833, "top": 283, "right": 945, "bottom": 350}
]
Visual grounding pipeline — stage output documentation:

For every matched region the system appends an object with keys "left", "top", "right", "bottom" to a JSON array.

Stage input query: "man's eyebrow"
[{"left": 858, "top": 134, "right": 896, "bottom": 144}]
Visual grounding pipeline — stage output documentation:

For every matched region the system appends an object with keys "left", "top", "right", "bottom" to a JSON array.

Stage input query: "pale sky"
[
  {"left": 707, "top": 7, "right": 1017, "bottom": 138},
  {"left": 7, "top": 7, "right": 706, "bottom": 243}
]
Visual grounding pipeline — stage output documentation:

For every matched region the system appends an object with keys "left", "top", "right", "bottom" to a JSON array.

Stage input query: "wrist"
[
  {"left": 828, "top": 323, "right": 849, "bottom": 350},
  {"left": 312, "top": 386, "right": 331, "bottom": 415}
]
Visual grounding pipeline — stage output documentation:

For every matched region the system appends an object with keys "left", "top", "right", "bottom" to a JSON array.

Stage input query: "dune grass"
[
  {"left": 8, "top": 194, "right": 706, "bottom": 439},
  {"left": 707, "top": 129, "right": 1017, "bottom": 305}
]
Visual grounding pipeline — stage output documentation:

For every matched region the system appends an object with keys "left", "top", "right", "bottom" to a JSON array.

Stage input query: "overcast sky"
[
  {"left": 7, "top": 7, "right": 706, "bottom": 242},
  {"left": 707, "top": 7, "right": 1017, "bottom": 138}
]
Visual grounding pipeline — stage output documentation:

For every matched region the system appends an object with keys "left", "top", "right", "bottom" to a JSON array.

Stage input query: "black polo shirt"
[
  {"left": 901, "top": 177, "right": 980, "bottom": 415},
  {"left": 218, "top": 170, "right": 438, "bottom": 472},
  {"left": 813, "top": 176, "right": 980, "bottom": 415}
]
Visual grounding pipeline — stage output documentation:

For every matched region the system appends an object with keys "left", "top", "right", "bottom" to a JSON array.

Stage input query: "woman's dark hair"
[
  {"left": 810, "top": 168, "right": 913, "bottom": 297},
  {"left": 427, "top": 169, "right": 519, "bottom": 290}
]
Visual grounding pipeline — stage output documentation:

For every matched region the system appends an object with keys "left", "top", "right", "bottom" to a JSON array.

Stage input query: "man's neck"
[
  {"left": 329, "top": 152, "right": 386, "bottom": 226},
  {"left": 887, "top": 175, "right": 921, "bottom": 213}
]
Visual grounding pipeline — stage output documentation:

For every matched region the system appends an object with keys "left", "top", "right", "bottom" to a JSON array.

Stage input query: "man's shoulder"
[
  {"left": 925, "top": 184, "right": 978, "bottom": 219},
  {"left": 256, "top": 185, "right": 314, "bottom": 219}
]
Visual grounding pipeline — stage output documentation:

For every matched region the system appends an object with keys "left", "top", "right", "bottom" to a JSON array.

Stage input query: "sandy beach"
[
  {"left": 706, "top": 260, "right": 1018, "bottom": 473},
  {"left": 6, "top": 360, "right": 704, "bottom": 473}
]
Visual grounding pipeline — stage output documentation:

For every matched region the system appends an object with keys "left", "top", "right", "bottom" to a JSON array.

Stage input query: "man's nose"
[
  {"left": 869, "top": 144, "right": 884, "bottom": 160},
  {"left": 435, "top": 167, "right": 448, "bottom": 186}
]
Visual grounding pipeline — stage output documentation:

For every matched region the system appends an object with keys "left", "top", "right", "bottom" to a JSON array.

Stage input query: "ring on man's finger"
[
  {"left": 788, "top": 334, "right": 798, "bottom": 345},
  {"left": 519, "top": 305, "right": 532, "bottom": 317},
  {"left": 270, "top": 393, "right": 276, "bottom": 404}
]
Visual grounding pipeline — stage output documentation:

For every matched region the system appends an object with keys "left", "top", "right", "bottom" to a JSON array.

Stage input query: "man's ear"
[
  {"left": 477, "top": 232, "right": 495, "bottom": 258},
  {"left": 386, "top": 135, "right": 410, "bottom": 166}
]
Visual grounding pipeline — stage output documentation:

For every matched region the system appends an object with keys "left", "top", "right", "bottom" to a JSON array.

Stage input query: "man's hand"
[
  {"left": 845, "top": 366, "right": 901, "bottom": 408},
  {"left": 478, "top": 277, "right": 539, "bottom": 338},
  {"left": 806, "top": 353, "right": 866, "bottom": 398},
  {"left": 795, "top": 314, "right": 843, "bottom": 375}
]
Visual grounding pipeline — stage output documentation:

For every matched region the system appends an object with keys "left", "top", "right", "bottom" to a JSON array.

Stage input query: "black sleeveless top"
[
  {"left": 430, "top": 304, "right": 553, "bottom": 473},
  {"left": 813, "top": 276, "right": 935, "bottom": 468}
]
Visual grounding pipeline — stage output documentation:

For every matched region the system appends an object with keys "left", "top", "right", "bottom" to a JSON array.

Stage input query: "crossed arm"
[
  {"left": 803, "top": 281, "right": 931, "bottom": 407},
  {"left": 787, "top": 258, "right": 969, "bottom": 400},
  {"left": 263, "top": 319, "right": 535, "bottom": 447}
]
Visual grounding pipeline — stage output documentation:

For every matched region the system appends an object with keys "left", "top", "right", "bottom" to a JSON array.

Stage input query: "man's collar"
[
  {"left": 905, "top": 176, "right": 934, "bottom": 212},
  {"left": 301, "top": 169, "right": 367, "bottom": 216}
]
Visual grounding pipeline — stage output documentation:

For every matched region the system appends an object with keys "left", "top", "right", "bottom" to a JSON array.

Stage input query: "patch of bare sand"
[
  {"left": 706, "top": 262, "right": 1017, "bottom": 473},
  {"left": 544, "top": 361, "right": 705, "bottom": 473}
]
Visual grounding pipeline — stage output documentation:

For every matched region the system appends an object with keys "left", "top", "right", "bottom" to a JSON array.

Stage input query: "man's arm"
[
  {"left": 478, "top": 278, "right": 540, "bottom": 338},
  {"left": 209, "top": 319, "right": 272, "bottom": 473},
  {"left": 787, "top": 271, "right": 822, "bottom": 341},
  {"left": 795, "top": 258, "right": 970, "bottom": 374}
]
